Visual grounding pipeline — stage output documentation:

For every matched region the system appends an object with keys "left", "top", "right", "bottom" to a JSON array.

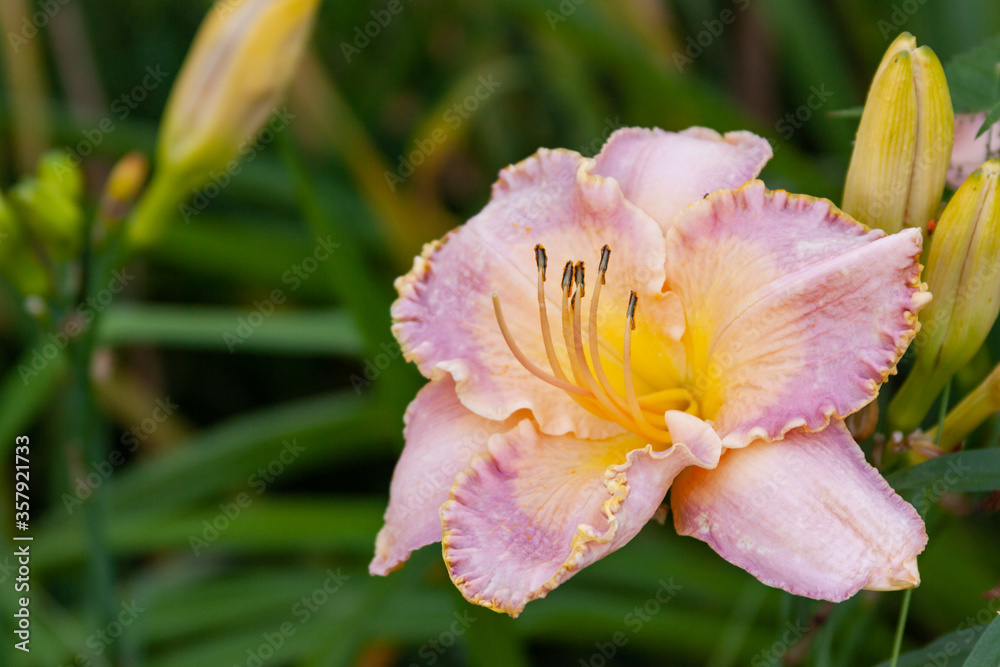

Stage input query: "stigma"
[{"left": 492, "top": 244, "right": 696, "bottom": 445}]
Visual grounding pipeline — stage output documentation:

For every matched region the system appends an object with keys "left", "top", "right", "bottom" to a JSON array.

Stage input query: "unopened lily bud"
[
  {"left": 128, "top": 0, "right": 318, "bottom": 248},
  {"left": 925, "top": 361, "right": 1000, "bottom": 452},
  {"left": 843, "top": 33, "right": 953, "bottom": 234},
  {"left": 0, "top": 192, "right": 50, "bottom": 297},
  {"left": 889, "top": 160, "right": 1000, "bottom": 433},
  {"left": 161, "top": 0, "right": 317, "bottom": 174},
  {"left": 9, "top": 178, "right": 83, "bottom": 260},
  {"left": 37, "top": 149, "right": 84, "bottom": 204},
  {"left": 846, "top": 400, "right": 880, "bottom": 442},
  {"left": 0, "top": 192, "right": 17, "bottom": 263},
  {"left": 100, "top": 152, "right": 150, "bottom": 225}
]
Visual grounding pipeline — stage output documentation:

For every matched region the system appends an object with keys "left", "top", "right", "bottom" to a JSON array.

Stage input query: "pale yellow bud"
[
  {"left": 128, "top": 0, "right": 319, "bottom": 247},
  {"left": 926, "top": 360, "right": 1000, "bottom": 452},
  {"left": 100, "top": 152, "right": 150, "bottom": 225},
  {"left": 160, "top": 0, "right": 318, "bottom": 176},
  {"left": 889, "top": 160, "right": 1000, "bottom": 433},
  {"left": 843, "top": 33, "right": 953, "bottom": 234}
]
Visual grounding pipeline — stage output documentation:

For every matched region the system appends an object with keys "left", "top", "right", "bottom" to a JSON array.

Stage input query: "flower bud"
[
  {"left": 846, "top": 400, "right": 880, "bottom": 442},
  {"left": 926, "top": 360, "right": 1000, "bottom": 452},
  {"left": 843, "top": 33, "right": 953, "bottom": 234},
  {"left": 888, "top": 160, "right": 1000, "bottom": 433},
  {"left": 100, "top": 152, "right": 150, "bottom": 225},
  {"left": 37, "top": 149, "right": 84, "bottom": 204},
  {"left": 128, "top": 0, "right": 318, "bottom": 248},
  {"left": 0, "top": 192, "right": 50, "bottom": 297},
  {"left": 160, "top": 0, "right": 317, "bottom": 173},
  {"left": 0, "top": 192, "right": 17, "bottom": 264},
  {"left": 9, "top": 177, "right": 83, "bottom": 260}
]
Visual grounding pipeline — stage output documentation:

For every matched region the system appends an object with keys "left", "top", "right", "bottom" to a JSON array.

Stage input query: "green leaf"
[
  {"left": 87, "top": 392, "right": 390, "bottom": 520},
  {"left": 887, "top": 450, "right": 1000, "bottom": 496},
  {"left": 0, "top": 337, "right": 66, "bottom": 455},
  {"left": 32, "top": 499, "right": 385, "bottom": 571},
  {"left": 97, "top": 303, "right": 363, "bottom": 356},
  {"left": 945, "top": 34, "right": 1000, "bottom": 113},
  {"left": 827, "top": 106, "right": 864, "bottom": 119},
  {"left": 977, "top": 99, "right": 1000, "bottom": 138},
  {"left": 965, "top": 613, "right": 1000, "bottom": 666},
  {"left": 875, "top": 623, "right": 991, "bottom": 667},
  {"left": 466, "top": 607, "right": 530, "bottom": 667},
  {"left": 149, "top": 216, "right": 338, "bottom": 299}
]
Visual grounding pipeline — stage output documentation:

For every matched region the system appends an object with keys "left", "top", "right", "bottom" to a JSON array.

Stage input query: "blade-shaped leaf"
[
  {"left": 965, "top": 613, "right": 1000, "bottom": 666},
  {"left": 887, "top": 450, "right": 1000, "bottom": 496},
  {"left": 945, "top": 34, "right": 1000, "bottom": 113}
]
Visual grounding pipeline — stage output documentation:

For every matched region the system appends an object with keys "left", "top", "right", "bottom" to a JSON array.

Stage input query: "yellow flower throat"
[{"left": 493, "top": 244, "right": 698, "bottom": 445}]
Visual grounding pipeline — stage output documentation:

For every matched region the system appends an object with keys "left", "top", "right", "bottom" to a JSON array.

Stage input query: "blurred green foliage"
[{"left": 0, "top": 0, "right": 998, "bottom": 666}]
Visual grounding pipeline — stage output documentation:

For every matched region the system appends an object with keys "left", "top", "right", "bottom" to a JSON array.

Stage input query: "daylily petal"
[
  {"left": 593, "top": 126, "right": 773, "bottom": 233},
  {"left": 665, "top": 180, "right": 929, "bottom": 447},
  {"left": 392, "top": 148, "right": 678, "bottom": 439},
  {"left": 370, "top": 377, "right": 514, "bottom": 575},
  {"left": 671, "top": 420, "right": 927, "bottom": 601},
  {"left": 441, "top": 418, "right": 722, "bottom": 617}
]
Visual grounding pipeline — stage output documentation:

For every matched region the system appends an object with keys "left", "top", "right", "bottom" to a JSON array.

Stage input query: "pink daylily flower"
[{"left": 371, "top": 127, "right": 931, "bottom": 617}]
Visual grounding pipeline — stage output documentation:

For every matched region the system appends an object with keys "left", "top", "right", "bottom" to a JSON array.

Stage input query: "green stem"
[
  {"left": 888, "top": 381, "right": 951, "bottom": 667},
  {"left": 926, "top": 364, "right": 1000, "bottom": 450},
  {"left": 70, "top": 333, "right": 117, "bottom": 624},
  {"left": 934, "top": 382, "right": 952, "bottom": 450},
  {"left": 888, "top": 588, "right": 912, "bottom": 667},
  {"left": 887, "top": 362, "right": 951, "bottom": 434},
  {"left": 123, "top": 171, "right": 183, "bottom": 251},
  {"left": 70, "top": 229, "right": 123, "bottom": 662}
]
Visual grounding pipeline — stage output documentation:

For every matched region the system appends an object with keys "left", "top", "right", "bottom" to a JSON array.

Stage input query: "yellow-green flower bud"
[
  {"left": 127, "top": 0, "right": 318, "bottom": 249},
  {"left": 889, "top": 160, "right": 1000, "bottom": 433},
  {"left": 9, "top": 178, "right": 83, "bottom": 261},
  {"left": 37, "top": 149, "right": 84, "bottom": 204},
  {"left": 0, "top": 191, "right": 50, "bottom": 297},
  {"left": 0, "top": 191, "right": 18, "bottom": 265},
  {"left": 926, "top": 360, "right": 1000, "bottom": 451},
  {"left": 161, "top": 0, "right": 317, "bottom": 174},
  {"left": 843, "top": 33, "right": 953, "bottom": 234},
  {"left": 100, "top": 152, "right": 149, "bottom": 225}
]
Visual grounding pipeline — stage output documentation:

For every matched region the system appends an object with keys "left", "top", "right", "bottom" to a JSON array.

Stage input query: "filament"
[{"left": 491, "top": 245, "right": 683, "bottom": 445}]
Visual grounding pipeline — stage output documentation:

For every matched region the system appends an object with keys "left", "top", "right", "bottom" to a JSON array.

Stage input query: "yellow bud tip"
[
  {"left": 159, "top": 0, "right": 320, "bottom": 177},
  {"left": 843, "top": 33, "right": 953, "bottom": 235},
  {"left": 101, "top": 153, "right": 150, "bottom": 223}
]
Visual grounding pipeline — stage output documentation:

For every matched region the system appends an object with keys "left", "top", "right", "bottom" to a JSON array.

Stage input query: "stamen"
[
  {"left": 622, "top": 292, "right": 645, "bottom": 423},
  {"left": 626, "top": 290, "right": 637, "bottom": 330},
  {"left": 535, "top": 245, "right": 569, "bottom": 382},
  {"left": 561, "top": 261, "right": 574, "bottom": 295},
  {"left": 492, "top": 293, "right": 590, "bottom": 397},
  {"left": 622, "top": 291, "right": 673, "bottom": 441},
  {"left": 598, "top": 244, "right": 610, "bottom": 283},
  {"left": 561, "top": 262, "right": 588, "bottom": 387},
  {"left": 588, "top": 246, "right": 633, "bottom": 415},
  {"left": 534, "top": 244, "right": 547, "bottom": 281},
  {"left": 494, "top": 247, "right": 678, "bottom": 445},
  {"left": 569, "top": 275, "right": 638, "bottom": 429}
]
